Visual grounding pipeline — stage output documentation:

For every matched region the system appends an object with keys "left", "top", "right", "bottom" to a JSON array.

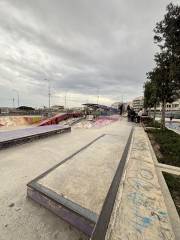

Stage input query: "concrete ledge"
[{"left": 105, "top": 127, "right": 177, "bottom": 240}]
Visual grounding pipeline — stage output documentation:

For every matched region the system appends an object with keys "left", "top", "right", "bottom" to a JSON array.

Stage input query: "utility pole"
[
  {"left": 46, "top": 78, "right": 51, "bottom": 109},
  {"left": 65, "top": 91, "right": 68, "bottom": 109},
  {"left": 13, "top": 90, "right": 20, "bottom": 107},
  {"left": 97, "top": 88, "right": 100, "bottom": 105},
  {"left": 17, "top": 92, "right": 19, "bottom": 107},
  {"left": 12, "top": 97, "right": 15, "bottom": 108}
]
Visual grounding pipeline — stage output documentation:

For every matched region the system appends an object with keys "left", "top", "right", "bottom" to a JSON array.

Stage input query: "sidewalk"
[{"left": 105, "top": 127, "right": 178, "bottom": 240}]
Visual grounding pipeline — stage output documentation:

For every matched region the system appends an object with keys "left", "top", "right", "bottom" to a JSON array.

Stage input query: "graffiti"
[
  {"left": 139, "top": 169, "right": 154, "bottom": 180},
  {"left": 108, "top": 130, "right": 174, "bottom": 240},
  {"left": 128, "top": 192, "right": 157, "bottom": 211},
  {"left": 0, "top": 116, "right": 41, "bottom": 127},
  {"left": 124, "top": 155, "right": 173, "bottom": 239},
  {"left": 127, "top": 177, "right": 158, "bottom": 192}
]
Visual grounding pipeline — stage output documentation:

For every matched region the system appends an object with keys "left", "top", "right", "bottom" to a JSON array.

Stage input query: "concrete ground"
[
  {"left": 38, "top": 131, "right": 131, "bottom": 216},
  {"left": 0, "top": 118, "right": 131, "bottom": 240}
]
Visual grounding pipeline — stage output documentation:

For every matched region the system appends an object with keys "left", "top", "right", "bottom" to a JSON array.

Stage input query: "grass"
[
  {"left": 163, "top": 172, "right": 180, "bottom": 216},
  {"left": 143, "top": 119, "right": 161, "bottom": 128},
  {"left": 145, "top": 119, "right": 180, "bottom": 217},
  {"left": 146, "top": 128, "right": 180, "bottom": 167}
]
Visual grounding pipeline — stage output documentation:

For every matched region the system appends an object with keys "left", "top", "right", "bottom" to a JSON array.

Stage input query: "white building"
[
  {"left": 156, "top": 98, "right": 180, "bottom": 112},
  {"left": 132, "top": 96, "right": 144, "bottom": 112}
]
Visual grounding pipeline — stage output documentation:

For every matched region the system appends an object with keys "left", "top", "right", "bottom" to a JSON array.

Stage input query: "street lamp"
[
  {"left": 97, "top": 88, "right": 100, "bottom": 104},
  {"left": 45, "top": 78, "right": 51, "bottom": 109},
  {"left": 65, "top": 91, "right": 68, "bottom": 109},
  {"left": 13, "top": 89, "right": 20, "bottom": 107}
]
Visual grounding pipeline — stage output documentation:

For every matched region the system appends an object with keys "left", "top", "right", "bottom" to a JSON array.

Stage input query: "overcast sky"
[{"left": 0, "top": 0, "right": 179, "bottom": 108}]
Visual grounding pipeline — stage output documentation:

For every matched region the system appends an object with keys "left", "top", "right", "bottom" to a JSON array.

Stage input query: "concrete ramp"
[{"left": 27, "top": 128, "right": 133, "bottom": 236}]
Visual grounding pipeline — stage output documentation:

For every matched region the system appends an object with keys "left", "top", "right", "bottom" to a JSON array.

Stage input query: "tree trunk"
[
  {"left": 153, "top": 103, "right": 157, "bottom": 124},
  {"left": 149, "top": 108, "right": 151, "bottom": 117},
  {"left": 161, "top": 100, "right": 166, "bottom": 129}
]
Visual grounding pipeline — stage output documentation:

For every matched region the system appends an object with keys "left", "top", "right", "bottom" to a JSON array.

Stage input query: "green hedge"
[
  {"left": 163, "top": 172, "right": 180, "bottom": 216},
  {"left": 147, "top": 128, "right": 180, "bottom": 167}
]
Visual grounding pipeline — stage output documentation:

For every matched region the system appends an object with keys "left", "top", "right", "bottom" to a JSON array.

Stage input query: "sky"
[{"left": 0, "top": 0, "right": 179, "bottom": 108}]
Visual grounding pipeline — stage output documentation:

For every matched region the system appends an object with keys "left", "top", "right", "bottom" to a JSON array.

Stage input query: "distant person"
[
  {"left": 127, "top": 108, "right": 131, "bottom": 122},
  {"left": 131, "top": 108, "right": 136, "bottom": 122},
  {"left": 127, "top": 106, "right": 131, "bottom": 121},
  {"left": 138, "top": 108, "right": 143, "bottom": 123},
  {"left": 170, "top": 113, "right": 174, "bottom": 125},
  {"left": 118, "top": 104, "right": 123, "bottom": 115}
]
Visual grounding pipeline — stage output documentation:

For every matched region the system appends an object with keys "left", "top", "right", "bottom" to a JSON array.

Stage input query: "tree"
[
  {"left": 154, "top": 3, "right": 180, "bottom": 55},
  {"left": 154, "top": 51, "right": 179, "bottom": 128},
  {"left": 153, "top": 3, "right": 180, "bottom": 129},
  {"left": 144, "top": 71, "right": 159, "bottom": 123},
  {"left": 17, "top": 106, "right": 35, "bottom": 111},
  {"left": 154, "top": 3, "right": 180, "bottom": 86}
]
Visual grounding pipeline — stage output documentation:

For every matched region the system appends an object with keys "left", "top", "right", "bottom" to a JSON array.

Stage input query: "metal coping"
[
  {"left": 29, "top": 182, "right": 98, "bottom": 223},
  {"left": 27, "top": 186, "right": 94, "bottom": 236},
  {"left": 0, "top": 126, "right": 71, "bottom": 149},
  {"left": 91, "top": 127, "right": 134, "bottom": 240},
  {"left": 27, "top": 134, "right": 106, "bottom": 223}
]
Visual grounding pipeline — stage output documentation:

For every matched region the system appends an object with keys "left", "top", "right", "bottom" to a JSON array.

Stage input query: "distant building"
[
  {"left": 0, "top": 107, "right": 11, "bottom": 114},
  {"left": 156, "top": 98, "right": 180, "bottom": 112},
  {"left": 111, "top": 102, "right": 123, "bottom": 109},
  {"left": 51, "top": 105, "right": 64, "bottom": 111},
  {"left": 111, "top": 102, "right": 130, "bottom": 113},
  {"left": 132, "top": 96, "right": 144, "bottom": 112},
  {"left": 71, "top": 107, "right": 83, "bottom": 111}
]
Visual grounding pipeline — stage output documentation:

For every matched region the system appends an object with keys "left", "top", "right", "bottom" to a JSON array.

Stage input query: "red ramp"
[{"left": 38, "top": 112, "right": 82, "bottom": 126}]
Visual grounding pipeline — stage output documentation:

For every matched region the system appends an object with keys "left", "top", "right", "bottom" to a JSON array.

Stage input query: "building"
[
  {"left": 132, "top": 96, "right": 144, "bottom": 112},
  {"left": 156, "top": 98, "right": 180, "bottom": 112},
  {"left": 111, "top": 102, "right": 123, "bottom": 109},
  {"left": 51, "top": 105, "right": 64, "bottom": 111}
]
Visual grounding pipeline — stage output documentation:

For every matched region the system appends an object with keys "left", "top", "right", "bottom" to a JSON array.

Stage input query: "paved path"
[{"left": 106, "top": 127, "right": 176, "bottom": 240}]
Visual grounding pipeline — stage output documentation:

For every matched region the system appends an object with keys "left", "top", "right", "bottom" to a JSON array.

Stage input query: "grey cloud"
[{"left": 0, "top": 0, "right": 179, "bottom": 107}]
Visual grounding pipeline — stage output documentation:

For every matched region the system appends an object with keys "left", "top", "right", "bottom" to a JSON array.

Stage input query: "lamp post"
[
  {"left": 97, "top": 88, "right": 100, "bottom": 104},
  {"left": 45, "top": 78, "right": 51, "bottom": 109},
  {"left": 65, "top": 91, "right": 68, "bottom": 109},
  {"left": 12, "top": 97, "right": 15, "bottom": 108},
  {"left": 13, "top": 89, "right": 20, "bottom": 107}
]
